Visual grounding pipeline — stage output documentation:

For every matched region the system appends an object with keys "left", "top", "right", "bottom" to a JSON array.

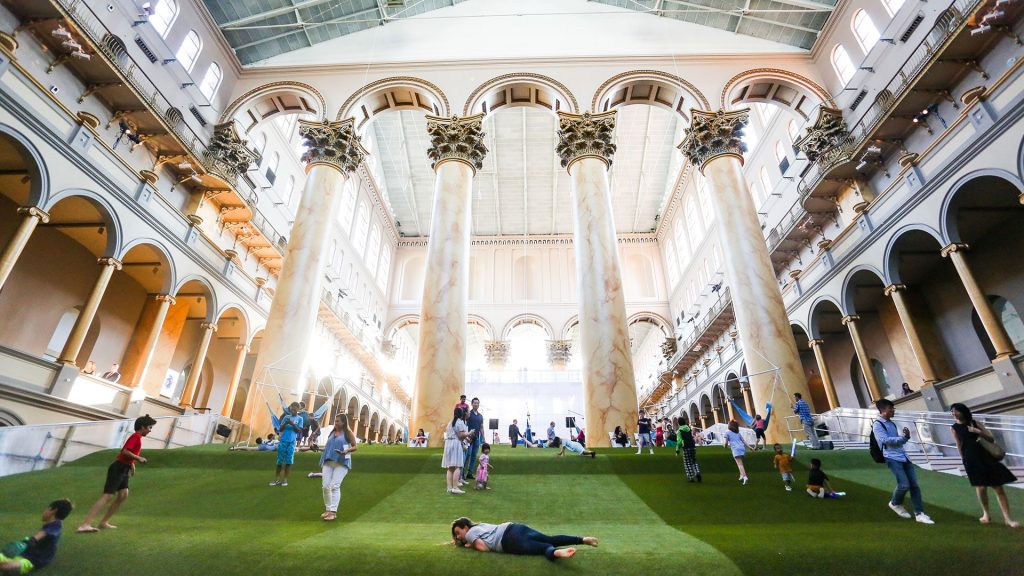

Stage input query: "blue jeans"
[
  {"left": 501, "top": 523, "right": 583, "bottom": 560},
  {"left": 886, "top": 458, "right": 924, "bottom": 513},
  {"left": 462, "top": 434, "right": 481, "bottom": 479}
]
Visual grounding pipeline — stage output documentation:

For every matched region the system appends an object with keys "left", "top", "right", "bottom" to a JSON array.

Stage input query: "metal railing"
[
  {"left": 466, "top": 369, "right": 583, "bottom": 384},
  {"left": 666, "top": 287, "right": 733, "bottom": 368}
]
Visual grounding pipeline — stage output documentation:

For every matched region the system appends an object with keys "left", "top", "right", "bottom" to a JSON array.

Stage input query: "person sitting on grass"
[
  {"left": 550, "top": 437, "right": 596, "bottom": 458},
  {"left": 415, "top": 428, "right": 427, "bottom": 447},
  {"left": 0, "top": 499, "right": 73, "bottom": 575},
  {"left": 77, "top": 414, "right": 156, "bottom": 533},
  {"left": 451, "top": 517, "right": 598, "bottom": 561},
  {"left": 613, "top": 426, "right": 629, "bottom": 447},
  {"left": 806, "top": 458, "right": 845, "bottom": 499},
  {"left": 270, "top": 402, "right": 303, "bottom": 487},
  {"left": 773, "top": 443, "right": 795, "bottom": 492}
]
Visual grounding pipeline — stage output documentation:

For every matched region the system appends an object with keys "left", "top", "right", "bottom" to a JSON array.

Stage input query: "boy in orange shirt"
[{"left": 772, "top": 443, "right": 794, "bottom": 492}]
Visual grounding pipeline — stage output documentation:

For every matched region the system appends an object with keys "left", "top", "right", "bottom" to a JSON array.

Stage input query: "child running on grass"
[
  {"left": 475, "top": 443, "right": 493, "bottom": 490},
  {"left": 675, "top": 415, "right": 701, "bottom": 483},
  {"left": 724, "top": 420, "right": 753, "bottom": 485},
  {"left": 773, "top": 443, "right": 794, "bottom": 491},
  {"left": 77, "top": 414, "right": 156, "bottom": 533},
  {"left": 1, "top": 499, "right": 73, "bottom": 574},
  {"left": 806, "top": 458, "right": 845, "bottom": 499}
]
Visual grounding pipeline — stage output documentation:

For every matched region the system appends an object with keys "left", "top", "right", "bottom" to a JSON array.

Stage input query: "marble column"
[
  {"left": 884, "top": 284, "right": 940, "bottom": 385},
  {"left": 58, "top": 257, "right": 121, "bottom": 365},
  {"left": 700, "top": 414, "right": 708, "bottom": 429},
  {"left": 242, "top": 118, "right": 367, "bottom": 432},
  {"left": 180, "top": 321, "right": 216, "bottom": 408},
  {"left": 713, "top": 407, "right": 722, "bottom": 425},
  {"left": 679, "top": 109, "right": 812, "bottom": 443},
  {"left": 941, "top": 243, "right": 1018, "bottom": 360},
  {"left": 842, "top": 315, "right": 883, "bottom": 400},
  {"left": 0, "top": 207, "right": 49, "bottom": 293},
  {"left": 130, "top": 294, "right": 175, "bottom": 388},
  {"left": 555, "top": 111, "right": 638, "bottom": 448},
  {"left": 411, "top": 115, "right": 487, "bottom": 447},
  {"left": 741, "top": 386, "right": 755, "bottom": 416},
  {"left": 808, "top": 339, "right": 839, "bottom": 409},
  {"left": 221, "top": 344, "right": 249, "bottom": 417}
]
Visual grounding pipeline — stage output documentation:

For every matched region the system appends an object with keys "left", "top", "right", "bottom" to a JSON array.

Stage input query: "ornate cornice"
[
  {"left": 203, "top": 122, "right": 259, "bottom": 185},
  {"left": 220, "top": 81, "right": 326, "bottom": 124},
  {"left": 678, "top": 108, "right": 749, "bottom": 171},
  {"left": 424, "top": 114, "right": 487, "bottom": 172},
  {"left": 719, "top": 68, "right": 836, "bottom": 111},
  {"left": 394, "top": 233, "right": 658, "bottom": 247},
  {"left": 794, "top": 107, "right": 848, "bottom": 162},
  {"left": 463, "top": 72, "right": 579, "bottom": 116},
  {"left": 298, "top": 117, "right": 367, "bottom": 173},
  {"left": 591, "top": 69, "right": 711, "bottom": 112},
  {"left": 555, "top": 110, "right": 616, "bottom": 171},
  {"left": 339, "top": 76, "right": 450, "bottom": 121}
]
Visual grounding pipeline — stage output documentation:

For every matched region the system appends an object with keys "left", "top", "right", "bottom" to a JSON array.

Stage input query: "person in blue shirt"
[
  {"left": 792, "top": 393, "right": 820, "bottom": 449},
  {"left": 270, "top": 402, "right": 303, "bottom": 487},
  {"left": 873, "top": 399, "right": 934, "bottom": 524},
  {"left": 319, "top": 413, "right": 357, "bottom": 521},
  {"left": 0, "top": 498, "right": 73, "bottom": 574},
  {"left": 462, "top": 398, "right": 484, "bottom": 481}
]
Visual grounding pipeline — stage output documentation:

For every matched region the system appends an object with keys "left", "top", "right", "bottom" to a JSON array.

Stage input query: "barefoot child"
[
  {"left": 77, "top": 414, "right": 156, "bottom": 533},
  {"left": 1, "top": 499, "right": 73, "bottom": 574},
  {"left": 773, "top": 443, "right": 794, "bottom": 491},
  {"left": 724, "top": 420, "right": 753, "bottom": 485},
  {"left": 807, "top": 458, "right": 845, "bottom": 498},
  {"left": 475, "top": 443, "right": 493, "bottom": 490}
]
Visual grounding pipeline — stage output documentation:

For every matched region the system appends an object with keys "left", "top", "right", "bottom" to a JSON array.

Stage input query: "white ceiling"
[{"left": 369, "top": 105, "right": 684, "bottom": 237}]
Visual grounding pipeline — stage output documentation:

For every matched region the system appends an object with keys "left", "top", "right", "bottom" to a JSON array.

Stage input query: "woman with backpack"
[{"left": 950, "top": 403, "right": 1019, "bottom": 528}]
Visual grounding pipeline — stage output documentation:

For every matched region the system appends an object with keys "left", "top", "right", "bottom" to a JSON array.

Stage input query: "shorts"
[
  {"left": 103, "top": 461, "right": 132, "bottom": 494},
  {"left": 276, "top": 440, "right": 296, "bottom": 465},
  {"left": 780, "top": 472, "right": 794, "bottom": 483},
  {"left": 807, "top": 484, "right": 822, "bottom": 492},
  {"left": 0, "top": 553, "right": 33, "bottom": 574},
  {"left": 755, "top": 429, "right": 766, "bottom": 439}
]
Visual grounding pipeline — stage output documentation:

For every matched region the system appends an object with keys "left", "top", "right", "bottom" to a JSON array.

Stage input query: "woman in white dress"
[{"left": 443, "top": 407, "right": 471, "bottom": 494}]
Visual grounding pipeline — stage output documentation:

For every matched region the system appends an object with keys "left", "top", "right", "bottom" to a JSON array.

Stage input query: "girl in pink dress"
[{"left": 474, "top": 443, "right": 493, "bottom": 490}]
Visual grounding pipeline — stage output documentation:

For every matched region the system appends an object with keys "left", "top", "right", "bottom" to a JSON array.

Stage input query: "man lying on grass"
[{"left": 451, "top": 517, "right": 598, "bottom": 560}]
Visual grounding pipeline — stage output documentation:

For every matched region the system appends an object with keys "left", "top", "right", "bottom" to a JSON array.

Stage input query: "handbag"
[{"left": 974, "top": 421, "right": 1006, "bottom": 461}]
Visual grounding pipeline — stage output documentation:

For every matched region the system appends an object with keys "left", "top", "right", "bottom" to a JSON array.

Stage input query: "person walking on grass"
[
  {"left": 950, "top": 403, "right": 1019, "bottom": 528},
  {"left": 77, "top": 414, "right": 156, "bottom": 533},
  {"left": 773, "top": 443, "right": 794, "bottom": 492},
  {"left": 462, "top": 398, "right": 484, "bottom": 481},
  {"left": 675, "top": 415, "right": 701, "bottom": 483},
  {"left": 873, "top": 399, "right": 934, "bottom": 524},
  {"left": 724, "top": 420, "right": 752, "bottom": 485},
  {"left": 319, "top": 413, "right": 357, "bottom": 521},
  {"left": 451, "top": 517, "right": 598, "bottom": 561},
  {"left": 1, "top": 499, "right": 73, "bottom": 574},
  {"left": 793, "top": 393, "right": 820, "bottom": 449},
  {"left": 443, "top": 407, "right": 471, "bottom": 494},
  {"left": 270, "top": 402, "right": 303, "bottom": 487},
  {"left": 508, "top": 419, "right": 521, "bottom": 448},
  {"left": 636, "top": 409, "right": 654, "bottom": 455},
  {"left": 474, "top": 443, "right": 493, "bottom": 490}
]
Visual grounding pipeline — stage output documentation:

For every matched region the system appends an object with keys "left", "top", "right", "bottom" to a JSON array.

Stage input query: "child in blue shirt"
[
  {"left": 0, "top": 499, "right": 73, "bottom": 574},
  {"left": 271, "top": 402, "right": 303, "bottom": 487}
]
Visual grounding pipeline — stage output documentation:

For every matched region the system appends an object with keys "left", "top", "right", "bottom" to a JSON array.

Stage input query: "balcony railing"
[{"left": 667, "top": 287, "right": 733, "bottom": 368}]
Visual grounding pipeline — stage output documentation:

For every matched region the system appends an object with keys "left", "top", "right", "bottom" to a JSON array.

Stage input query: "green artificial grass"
[{"left": 0, "top": 444, "right": 1020, "bottom": 575}]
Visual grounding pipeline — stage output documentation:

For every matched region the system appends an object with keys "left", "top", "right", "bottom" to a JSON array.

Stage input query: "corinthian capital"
[
  {"left": 793, "top": 107, "right": 848, "bottom": 162},
  {"left": 204, "top": 121, "right": 259, "bottom": 183},
  {"left": 425, "top": 114, "right": 488, "bottom": 173},
  {"left": 298, "top": 117, "right": 367, "bottom": 173},
  {"left": 678, "top": 108, "right": 749, "bottom": 171},
  {"left": 555, "top": 111, "right": 616, "bottom": 170}
]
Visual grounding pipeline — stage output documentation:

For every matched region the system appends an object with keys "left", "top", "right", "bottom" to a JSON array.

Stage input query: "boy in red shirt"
[{"left": 76, "top": 414, "right": 156, "bottom": 533}]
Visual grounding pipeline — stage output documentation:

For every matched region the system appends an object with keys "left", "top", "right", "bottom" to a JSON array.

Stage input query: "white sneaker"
[
  {"left": 915, "top": 513, "right": 935, "bottom": 525},
  {"left": 785, "top": 486, "right": 792, "bottom": 492},
  {"left": 450, "top": 488, "right": 465, "bottom": 495},
  {"left": 742, "top": 476, "right": 748, "bottom": 485},
  {"left": 635, "top": 451, "right": 642, "bottom": 455},
  {"left": 889, "top": 502, "right": 913, "bottom": 519},
  {"left": 649, "top": 450, "right": 654, "bottom": 455},
  {"left": 269, "top": 480, "right": 280, "bottom": 486}
]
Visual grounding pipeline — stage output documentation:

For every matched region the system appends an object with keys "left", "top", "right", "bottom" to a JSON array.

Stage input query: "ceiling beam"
[
  {"left": 218, "top": 0, "right": 339, "bottom": 29},
  {"left": 229, "top": 7, "right": 380, "bottom": 52}
]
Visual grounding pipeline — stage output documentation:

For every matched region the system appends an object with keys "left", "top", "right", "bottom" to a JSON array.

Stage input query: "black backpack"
[{"left": 868, "top": 420, "right": 886, "bottom": 464}]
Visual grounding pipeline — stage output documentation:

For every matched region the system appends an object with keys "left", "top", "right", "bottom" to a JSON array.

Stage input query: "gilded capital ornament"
[
  {"left": 547, "top": 339, "right": 573, "bottom": 369},
  {"left": 484, "top": 340, "right": 511, "bottom": 369},
  {"left": 793, "top": 107, "right": 848, "bottom": 162},
  {"left": 17, "top": 206, "right": 50, "bottom": 223},
  {"left": 555, "top": 110, "right": 616, "bottom": 170},
  {"left": 298, "top": 117, "right": 367, "bottom": 173},
  {"left": 678, "top": 108, "right": 749, "bottom": 171},
  {"left": 204, "top": 121, "right": 259, "bottom": 184},
  {"left": 425, "top": 114, "right": 487, "bottom": 173}
]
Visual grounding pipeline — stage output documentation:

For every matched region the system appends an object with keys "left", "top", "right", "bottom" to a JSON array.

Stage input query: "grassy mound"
[{"left": 0, "top": 444, "right": 1019, "bottom": 575}]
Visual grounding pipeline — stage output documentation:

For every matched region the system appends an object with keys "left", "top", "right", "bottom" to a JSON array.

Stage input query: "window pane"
[
  {"left": 853, "top": 10, "right": 880, "bottom": 52},
  {"left": 199, "top": 63, "right": 221, "bottom": 99},
  {"left": 338, "top": 182, "right": 355, "bottom": 232},
  {"left": 664, "top": 241, "right": 679, "bottom": 286},
  {"left": 353, "top": 203, "right": 369, "bottom": 255},
  {"left": 176, "top": 30, "right": 202, "bottom": 72},
  {"left": 832, "top": 44, "right": 855, "bottom": 84},
  {"left": 883, "top": 0, "right": 905, "bottom": 15},
  {"left": 149, "top": 0, "right": 178, "bottom": 37},
  {"left": 366, "top": 225, "right": 382, "bottom": 273},
  {"left": 377, "top": 247, "right": 391, "bottom": 291}
]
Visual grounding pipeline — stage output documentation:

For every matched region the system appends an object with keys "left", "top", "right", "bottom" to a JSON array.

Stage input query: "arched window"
[
  {"left": 176, "top": 30, "right": 202, "bottom": 72},
  {"left": 338, "top": 181, "right": 355, "bottom": 232},
  {"left": 759, "top": 167, "right": 774, "bottom": 202},
  {"left": 664, "top": 241, "right": 679, "bottom": 287},
  {"left": 754, "top": 102, "right": 777, "bottom": 124},
  {"left": 882, "top": 0, "right": 905, "bottom": 16},
  {"left": 366, "top": 225, "right": 382, "bottom": 272},
  {"left": 265, "top": 152, "right": 279, "bottom": 185},
  {"left": 831, "top": 44, "right": 856, "bottom": 84},
  {"left": 328, "top": 239, "right": 338, "bottom": 269},
  {"left": 353, "top": 203, "right": 369, "bottom": 256},
  {"left": 742, "top": 122, "right": 759, "bottom": 155},
  {"left": 282, "top": 175, "right": 295, "bottom": 209},
  {"left": 199, "top": 62, "right": 222, "bottom": 100},
  {"left": 253, "top": 132, "right": 267, "bottom": 157},
  {"left": 774, "top": 141, "right": 787, "bottom": 164},
  {"left": 685, "top": 197, "right": 703, "bottom": 240},
  {"left": 46, "top": 308, "right": 80, "bottom": 359},
  {"left": 747, "top": 179, "right": 762, "bottom": 206},
  {"left": 148, "top": 0, "right": 178, "bottom": 37},
  {"left": 673, "top": 218, "right": 690, "bottom": 269},
  {"left": 697, "top": 179, "right": 714, "bottom": 225},
  {"left": 973, "top": 296, "right": 1024, "bottom": 359},
  {"left": 377, "top": 247, "right": 391, "bottom": 291},
  {"left": 852, "top": 10, "right": 881, "bottom": 53},
  {"left": 787, "top": 120, "right": 800, "bottom": 143}
]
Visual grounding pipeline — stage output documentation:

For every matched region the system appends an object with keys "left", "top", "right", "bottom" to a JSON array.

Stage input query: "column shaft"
[
  {"left": 742, "top": 386, "right": 755, "bottom": 416},
  {"left": 180, "top": 322, "right": 216, "bottom": 408},
  {"left": 131, "top": 295, "right": 174, "bottom": 388},
  {"left": 844, "top": 316, "right": 883, "bottom": 400},
  {"left": 809, "top": 340, "right": 839, "bottom": 409},
  {"left": 885, "top": 285, "right": 939, "bottom": 385},
  {"left": 58, "top": 258, "right": 120, "bottom": 365},
  {"left": 943, "top": 244, "right": 1017, "bottom": 359},
  {"left": 0, "top": 207, "right": 48, "bottom": 292},
  {"left": 221, "top": 344, "right": 249, "bottom": 417}
]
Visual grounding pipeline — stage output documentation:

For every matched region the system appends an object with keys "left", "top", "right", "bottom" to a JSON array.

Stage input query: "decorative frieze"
[
  {"left": 424, "top": 114, "right": 487, "bottom": 172},
  {"left": 678, "top": 108, "right": 749, "bottom": 170},
  {"left": 298, "top": 117, "right": 367, "bottom": 173},
  {"left": 555, "top": 111, "right": 616, "bottom": 169}
]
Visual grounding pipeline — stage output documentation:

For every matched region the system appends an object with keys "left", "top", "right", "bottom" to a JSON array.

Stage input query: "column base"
[{"left": 994, "top": 352, "right": 1017, "bottom": 362}]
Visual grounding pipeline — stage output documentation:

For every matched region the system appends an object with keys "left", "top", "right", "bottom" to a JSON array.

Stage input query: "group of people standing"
[{"left": 443, "top": 396, "right": 491, "bottom": 494}]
